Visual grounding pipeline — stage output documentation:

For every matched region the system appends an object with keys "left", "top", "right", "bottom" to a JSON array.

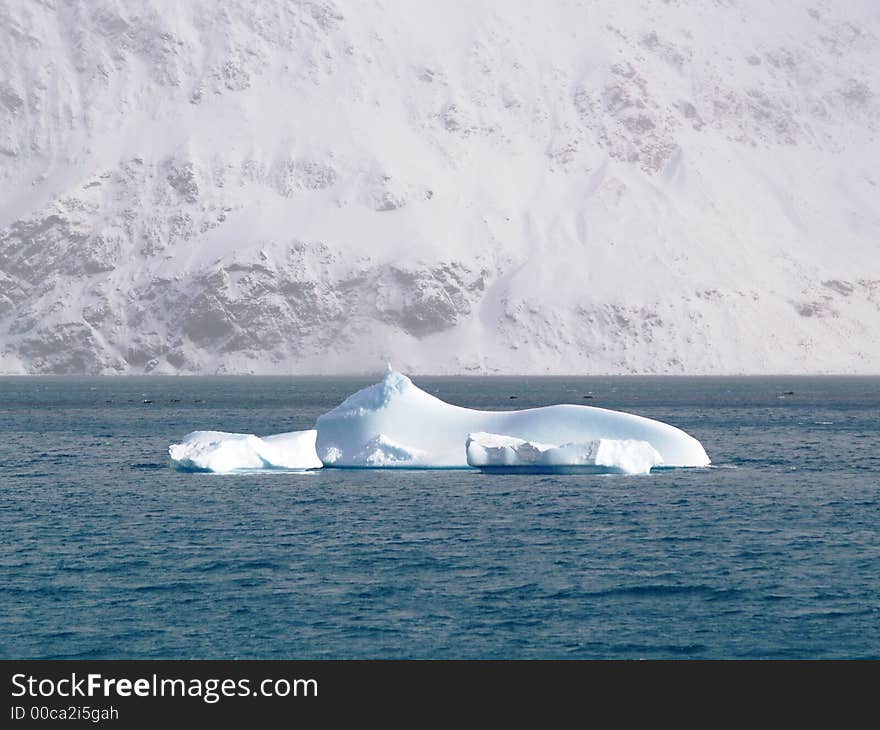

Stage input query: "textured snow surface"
[
  {"left": 315, "top": 369, "right": 709, "bottom": 467},
  {"left": 2, "top": 0, "right": 879, "bottom": 374},
  {"left": 465, "top": 432, "right": 663, "bottom": 474},
  {"left": 168, "top": 429, "right": 323, "bottom": 472}
]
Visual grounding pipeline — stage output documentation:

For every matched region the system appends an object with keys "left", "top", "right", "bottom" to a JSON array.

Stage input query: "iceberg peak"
[
  {"left": 382, "top": 364, "right": 411, "bottom": 393},
  {"left": 321, "top": 367, "right": 416, "bottom": 420}
]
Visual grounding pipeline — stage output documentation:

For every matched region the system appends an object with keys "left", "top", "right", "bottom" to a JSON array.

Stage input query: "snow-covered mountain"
[{"left": 1, "top": 0, "right": 878, "bottom": 374}]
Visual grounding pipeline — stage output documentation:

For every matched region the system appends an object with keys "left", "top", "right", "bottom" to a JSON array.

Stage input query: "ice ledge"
[
  {"left": 168, "top": 429, "right": 323, "bottom": 473},
  {"left": 466, "top": 432, "right": 663, "bottom": 475}
]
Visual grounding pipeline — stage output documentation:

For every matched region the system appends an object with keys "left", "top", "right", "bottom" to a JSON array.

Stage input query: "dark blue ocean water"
[{"left": 1, "top": 376, "right": 878, "bottom": 659}]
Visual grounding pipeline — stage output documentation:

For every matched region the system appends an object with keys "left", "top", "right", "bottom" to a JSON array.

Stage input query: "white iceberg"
[
  {"left": 168, "top": 430, "right": 323, "bottom": 473},
  {"left": 315, "top": 367, "right": 710, "bottom": 468},
  {"left": 465, "top": 432, "right": 663, "bottom": 475}
]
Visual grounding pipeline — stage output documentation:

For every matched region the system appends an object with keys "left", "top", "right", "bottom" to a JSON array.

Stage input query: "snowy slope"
[{"left": 1, "top": 0, "right": 878, "bottom": 374}]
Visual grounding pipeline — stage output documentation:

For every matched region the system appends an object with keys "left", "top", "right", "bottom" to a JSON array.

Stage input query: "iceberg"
[
  {"left": 315, "top": 367, "right": 710, "bottom": 468},
  {"left": 168, "top": 369, "right": 710, "bottom": 473},
  {"left": 465, "top": 432, "right": 663, "bottom": 475},
  {"left": 168, "top": 430, "right": 323, "bottom": 473}
]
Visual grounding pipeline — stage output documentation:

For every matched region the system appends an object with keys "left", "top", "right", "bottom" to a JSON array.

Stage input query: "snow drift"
[
  {"left": 168, "top": 429, "right": 323, "bottom": 472},
  {"left": 315, "top": 368, "right": 709, "bottom": 468},
  {"left": 465, "top": 432, "right": 663, "bottom": 475}
]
